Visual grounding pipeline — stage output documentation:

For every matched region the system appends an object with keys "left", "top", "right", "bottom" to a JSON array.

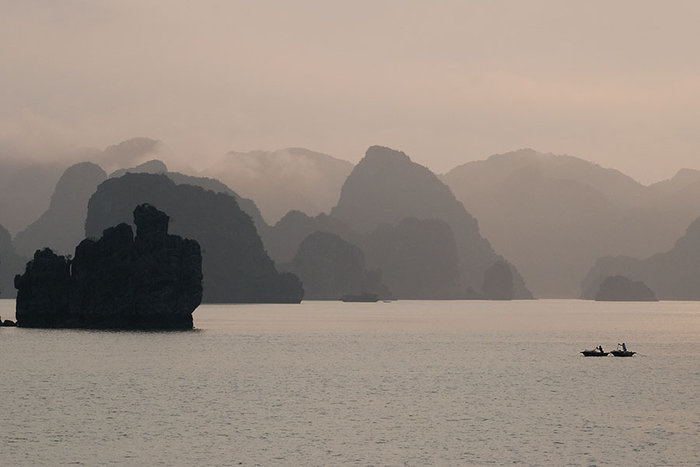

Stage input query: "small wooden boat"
[
  {"left": 581, "top": 349, "right": 609, "bottom": 357},
  {"left": 610, "top": 350, "right": 636, "bottom": 357}
]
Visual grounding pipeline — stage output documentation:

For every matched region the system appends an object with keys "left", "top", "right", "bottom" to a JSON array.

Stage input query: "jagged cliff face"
[
  {"left": 85, "top": 173, "right": 302, "bottom": 303},
  {"left": 14, "top": 204, "right": 202, "bottom": 329},
  {"left": 582, "top": 216, "right": 700, "bottom": 300},
  {"left": 331, "top": 146, "right": 532, "bottom": 298},
  {"left": 13, "top": 162, "right": 107, "bottom": 257}
]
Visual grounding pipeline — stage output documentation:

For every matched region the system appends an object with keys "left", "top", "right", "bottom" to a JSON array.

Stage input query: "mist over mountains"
[
  {"left": 202, "top": 148, "right": 353, "bottom": 225},
  {"left": 3, "top": 137, "right": 700, "bottom": 302}
]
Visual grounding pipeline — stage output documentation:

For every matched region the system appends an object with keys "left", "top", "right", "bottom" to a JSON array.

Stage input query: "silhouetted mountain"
[
  {"left": 262, "top": 210, "right": 358, "bottom": 264},
  {"left": 332, "top": 146, "right": 532, "bottom": 298},
  {"left": 203, "top": 148, "right": 354, "bottom": 224},
  {"left": 111, "top": 159, "right": 267, "bottom": 232},
  {"left": 594, "top": 275, "right": 657, "bottom": 301},
  {"left": 0, "top": 159, "right": 67, "bottom": 235},
  {"left": 362, "top": 218, "right": 466, "bottom": 299},
  {"left": 85, "top": 173, "right": 302, "bottom": 303},
  {"left": 582, "top": 216, "right": 700, "bottom": 300},
  {"left": 15, "top": 204, "right": 202, "bottom": 328},
  {"left": 442, "top": 148, "right": 699, "bottom": 298},
  {"left": 286, "top": 231, "right": 390, "bottom": 300},
  {"left": 0, "top": 224, "right": 27, "bottom": 298},
  {"left": 13, "top": 162, "right": 107, "bottom": 257}
]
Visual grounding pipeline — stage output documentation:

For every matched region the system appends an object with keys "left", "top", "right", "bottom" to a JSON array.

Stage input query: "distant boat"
[
  {"left": 610, "top": 343, "right": 635, "bottom": 357},
  {"left": 581, "top": 349, "right": 609, "bottom": 357},
  {"left": 610, "top": 350, "right": 636, "bottom": 357},
  {"left": 340, "top": 292, "right": 379, "bottom": 302}
]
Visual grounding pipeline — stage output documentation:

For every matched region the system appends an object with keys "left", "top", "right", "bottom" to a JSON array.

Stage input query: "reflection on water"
[{"left": 0, "top": 299, "right": 698, "bottom": 465}]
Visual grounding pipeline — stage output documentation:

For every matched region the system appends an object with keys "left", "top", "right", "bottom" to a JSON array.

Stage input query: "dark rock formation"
[
  {"left": 287, "top": 232, "right": 390, "bottom": 300},
  {"left": 110, "top": 159, "right": 268, "bottom": 233},
  {"left": 203, "top": 147, "right": 354, "bottom": 224},
  {"left": 362, "top": 218, "right": 467, "bottom": 299},
  {"left": 583, "top": 216, "right": 700, "bottom": 300},
  {"left": 262, "top": 210, "right": 359, "bottom": 264},
  {"left": 85, "top": 173, "right": 302, "bottom": 303},
  {"left": 13, "top": 162, "right": 108, "bottom": 257},
  {"left": 594, "top": 275, "right": 657, "bottom": 301},
  {"left": 14, "top": 204, "right": 202, "bottom": 329},
  {"left": 331, "top": 146, "right": 532, "bottom": 299},
  {"left": 1, "top": 319, "right": 17, "bottom": 326},
  {"left": 482, "top": 260, "right": 515, "bottom": 300},
  {"left": 0, "top": 224, "right": 27, "bottom": 298}
]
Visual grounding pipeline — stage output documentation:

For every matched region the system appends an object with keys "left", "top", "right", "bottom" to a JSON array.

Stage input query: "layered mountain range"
[
  {"left": 268, "top": 146, "right": 532, "bottom": 299},
  {"left": 4, "top": 139, "right": 700, "bottom": 302}
]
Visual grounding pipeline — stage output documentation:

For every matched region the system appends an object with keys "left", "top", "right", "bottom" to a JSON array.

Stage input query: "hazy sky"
[{"left": 2, "top": 0, "right": 699, "bottom": 183}]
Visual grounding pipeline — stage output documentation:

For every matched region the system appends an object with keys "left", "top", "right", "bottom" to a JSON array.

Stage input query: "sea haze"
[{"left": 0, "top": 300, "right": 698, "bottom": 465}]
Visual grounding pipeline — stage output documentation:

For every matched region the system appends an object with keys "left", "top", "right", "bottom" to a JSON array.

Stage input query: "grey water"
[{"left": 0, "top": 299, "right": 698, "bottom": 466}]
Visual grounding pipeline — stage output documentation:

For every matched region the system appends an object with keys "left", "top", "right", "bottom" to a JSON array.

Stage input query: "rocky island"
[
  {"left": 594, "top": 275, "right": 657, "bottom": 302},
  {"left": 14, "top": 204, "right": 202, "bottom": 329}
]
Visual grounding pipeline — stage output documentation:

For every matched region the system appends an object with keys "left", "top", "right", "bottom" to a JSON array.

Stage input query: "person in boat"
[
  {"left": 622, "top": 342, "right": 627, "bottom": 351},
  {"left": 597, "top": 345, "right": 604, "bottom": 353}
]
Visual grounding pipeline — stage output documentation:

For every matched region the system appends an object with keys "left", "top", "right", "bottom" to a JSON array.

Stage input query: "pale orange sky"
[{"left": 1, "top": 0, "right": 699, "bottom": 183}]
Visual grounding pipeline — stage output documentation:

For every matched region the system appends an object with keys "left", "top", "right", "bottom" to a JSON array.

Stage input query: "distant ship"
[{"left": 340, "top": 292, "right": 379, "bottom": 302}]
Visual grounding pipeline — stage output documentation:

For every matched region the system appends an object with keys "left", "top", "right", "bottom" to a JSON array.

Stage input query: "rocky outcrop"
[
  {"left": 594, "top": 275, "right": 657, "bottom": 301},
  {"left": 287, "top": 232, "right": 390, "bottom": 300},
  {"left": 13, "top": 162, "right": 108, "bottom": 257},
  {"left": 85, "top": 173, "right": 303, "bottom": 303},
  {"left": 14, "top": 204, "right": 202, "bottom": 329},
  {"left": 331, "top": 146, "right": 532, "bottom": 299}
]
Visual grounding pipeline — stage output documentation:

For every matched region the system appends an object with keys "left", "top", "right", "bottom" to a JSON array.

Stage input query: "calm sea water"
[{"left": 0, "top": 299, "right": 698, "bottom": 466}]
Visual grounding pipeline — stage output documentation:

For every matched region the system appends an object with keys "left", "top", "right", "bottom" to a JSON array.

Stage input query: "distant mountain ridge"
[{"left": 442, "top": 148, "right": 700, "bottom": 298}]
